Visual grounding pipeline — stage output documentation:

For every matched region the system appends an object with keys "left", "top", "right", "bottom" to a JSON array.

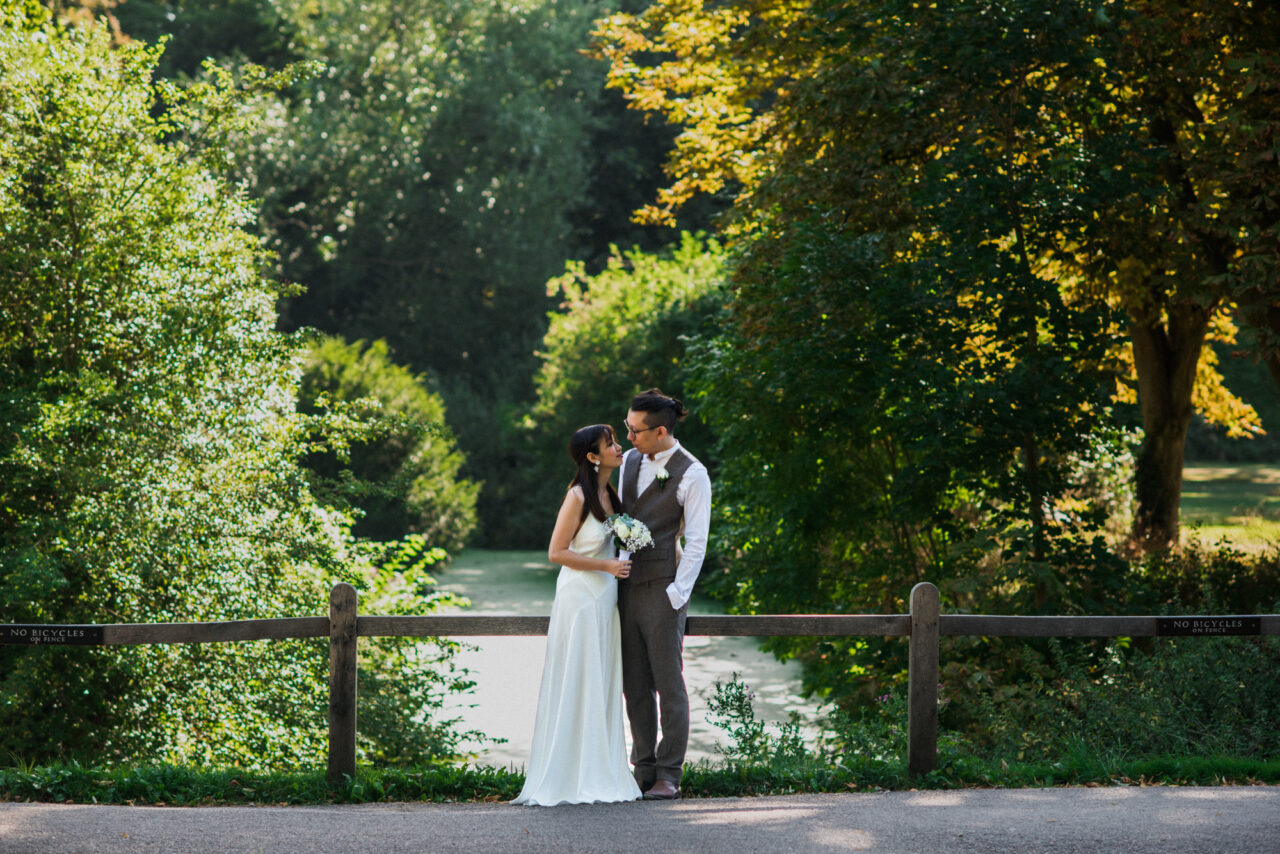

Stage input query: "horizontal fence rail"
[
  {"left": 7, "top": 614, "right": 1274, "bottom": 644},
  {"left": 940, "top": 614, "right": 1280, "bottom": 637},
  {"left": 356, "top": 614, "right": 914, "bottom": 638},
  {"left": 0, "top": 617, "right": 330, "bottom": 646},
  {"left": 4, "top": 581, "right": 1277, "bottom": 782}
]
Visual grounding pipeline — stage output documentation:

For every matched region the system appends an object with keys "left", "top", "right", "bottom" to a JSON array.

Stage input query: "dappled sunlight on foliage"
[
  {"left": 597, "top": 0, "right": 1280, "bottom": 552},
  {"left": 485, "top": 232, "right": 727, "bottom": 547},
  {"left": 0, "top": 5, "right": 480, "bottom": 768},
  {"left": 298, "top": 336, "right": 478, "bottom": 551}
]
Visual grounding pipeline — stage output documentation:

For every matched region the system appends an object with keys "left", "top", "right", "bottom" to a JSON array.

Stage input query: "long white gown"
[{"left": 512, "top": 514, "right": 642, "bottom": 806}]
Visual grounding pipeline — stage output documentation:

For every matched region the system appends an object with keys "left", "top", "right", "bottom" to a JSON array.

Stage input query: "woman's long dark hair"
[{"left": 568, "top": 424, "right": 622, "bottom": 530}]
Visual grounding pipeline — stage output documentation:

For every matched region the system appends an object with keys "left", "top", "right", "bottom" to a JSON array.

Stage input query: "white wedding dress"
[{"left": 512, "top": 513, "right": 642, "bottom": 806}]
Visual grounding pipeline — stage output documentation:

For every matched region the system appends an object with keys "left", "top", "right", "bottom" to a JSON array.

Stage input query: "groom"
[{"left": 618, "top": 388, "right": 712, "bottom": 800}]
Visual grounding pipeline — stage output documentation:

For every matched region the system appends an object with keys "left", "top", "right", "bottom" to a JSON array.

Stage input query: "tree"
[
  {"left": 595, "top": 0, "right": 1280, "bottom": 551},
  {"left": 227, "top": 0, "right": 608, "bottom": 404},
  {"left": 1064, "top": 1, "right": 1280, "bottom": 549},
  {"left": 592, "top": 0, "right": 1166, "bottom": 700},
  {"left": 0, "top": 5, "right": 469, "bottom": 765},
  {"left": 298, "top": 335, "right": 479, "bottom": 551},
  {"left": 686, "top": 208, "right": 1122, "bottom": 704},
  {"left": 534, "top": 232, "right": 725, "bottom": 450},
  {"left": 105, "top": 0, "right": 727, "bottom": 540},
  {"left": 111, "top": 0, "right": 294, "bottom": 80},
  {"left": 484, "top": 233, "right": 726, "bottom": 547}
]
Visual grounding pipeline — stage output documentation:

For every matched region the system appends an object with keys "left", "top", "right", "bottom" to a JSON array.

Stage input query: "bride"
[{"left": 512, "top": 424, "right": 643, "bottom": 806}]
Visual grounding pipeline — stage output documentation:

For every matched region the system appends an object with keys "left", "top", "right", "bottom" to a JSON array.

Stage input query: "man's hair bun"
[{"left": 630, "top": 387, "right": 688, "bottom": 431}]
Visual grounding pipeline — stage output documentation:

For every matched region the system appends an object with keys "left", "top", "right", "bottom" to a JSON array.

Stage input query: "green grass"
[
  {"left": 2, "top": 754, "right": 1278, "bottom": 805},
  {"left": 1181, "top": 463, "right": 1280, "bottom": 551},
  {"left": 0, "top": 763, "right": 525, "bottom": 805}
]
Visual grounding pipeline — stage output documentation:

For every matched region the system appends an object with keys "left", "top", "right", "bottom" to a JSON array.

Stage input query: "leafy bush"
[
  {"left": 950, "top": 634, "right": 1280, "bottom": 763},
  {"left": 299, "top": 335, "right": 478, "bottom": 551},
  {"left": 704, "top": 673, "right": 807, "bottom": 768},
  {"left": 931, "top": 542, "right": 1280, "bottom": 764},
  {"left": 353, "top": 536, "right": 492, "bottom": 765},
  {"left": 822, "top": 691, "right": 910, "bottom": 767},
  {"left": 1138, "top": 542, "right": 1280, "bottom": 615},
  {"left": 481, "top": 232, "right": 726, "bottom": 547},
  {"left": 0, "top": 8, "right": 476, "bottom": 769},
  {"left": 0, "top": 5, "right": 335, "bottom": 766}
]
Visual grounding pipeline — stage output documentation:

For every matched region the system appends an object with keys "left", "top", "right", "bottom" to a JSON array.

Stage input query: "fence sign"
[
  {"left": 1155, "top": 617, "right": 1262, "bottom": 637},
  {"left": 2, "top": 625, "right": 105, "bottom": 645}
]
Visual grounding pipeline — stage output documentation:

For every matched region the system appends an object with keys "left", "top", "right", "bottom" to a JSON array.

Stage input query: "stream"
[{"left": 431, "top": 549, "right": 823, "bottom": 769}]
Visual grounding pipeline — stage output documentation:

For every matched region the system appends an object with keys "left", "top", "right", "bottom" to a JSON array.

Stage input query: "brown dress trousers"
[{"left": 618, "top": 448, "right": 694, "bottom": 787}]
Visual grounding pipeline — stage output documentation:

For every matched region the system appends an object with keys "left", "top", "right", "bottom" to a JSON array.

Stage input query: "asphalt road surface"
[{"left": 3, "top": 786, "right": 1277, "bottom": 853}]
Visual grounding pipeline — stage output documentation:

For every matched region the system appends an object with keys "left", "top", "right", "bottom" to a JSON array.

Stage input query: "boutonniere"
[{"left": 654, "top": 466, "right": 670, "bottom": 490}]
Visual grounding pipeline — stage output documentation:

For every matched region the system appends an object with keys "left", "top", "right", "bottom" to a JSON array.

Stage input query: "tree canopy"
[
  {"left": 0, "top": 2, "right": 475, "bottom": 765},
  {"left": 232, "top": 0, "right": 603, "bottom": 398},
  {"left": 104, "top": 0, "right": 721, "bottom": 540},
  {"left": 589, "top": 0, "right": 1280, "bottom": 698},
  {"left": 596, "top": 0, "right": 1280, "bottom": 551}
]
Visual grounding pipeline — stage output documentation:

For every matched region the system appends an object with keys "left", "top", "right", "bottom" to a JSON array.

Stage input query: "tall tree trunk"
[{"left": 1129, "top": 302, "right": 1210, "bottom": 551}]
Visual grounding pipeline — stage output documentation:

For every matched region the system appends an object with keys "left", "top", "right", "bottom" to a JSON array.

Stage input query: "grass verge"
[
  {"left": 1, "top": 754, "right": 1277, "bottom": 805},
  {"left": 0, "top": 763, "right": 522, "bottom": 805}
]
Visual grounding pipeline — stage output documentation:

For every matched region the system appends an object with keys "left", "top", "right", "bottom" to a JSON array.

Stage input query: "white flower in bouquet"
[{"left": 605, "top": 513, "right": 653, "bottom": 552}]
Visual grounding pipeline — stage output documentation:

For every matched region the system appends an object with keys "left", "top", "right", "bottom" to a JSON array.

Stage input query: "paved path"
[{"left": 3, "top": 787, "right": 1277, "bottom": 853}]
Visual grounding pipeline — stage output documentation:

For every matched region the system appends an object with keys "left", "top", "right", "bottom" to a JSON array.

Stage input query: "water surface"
[{"left": 433, "top": 549, "right": 820, "bottom": 769}]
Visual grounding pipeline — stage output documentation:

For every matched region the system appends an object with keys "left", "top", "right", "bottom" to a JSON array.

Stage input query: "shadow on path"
[{"left": 4, "top": 787, "right": 1278, "bottom": 853}]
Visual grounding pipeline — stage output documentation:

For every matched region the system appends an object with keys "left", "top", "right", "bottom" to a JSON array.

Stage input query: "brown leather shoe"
[{"left": 642, "top": 780, "right": 680, "bottom": 800}]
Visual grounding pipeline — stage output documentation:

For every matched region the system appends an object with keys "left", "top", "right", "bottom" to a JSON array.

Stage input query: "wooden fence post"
[
  {"left": 908, "top": 581, "right": 939, "bottom": 778},
  {"left": 328, "top": 582, "right": 358, "bottom": 783}
]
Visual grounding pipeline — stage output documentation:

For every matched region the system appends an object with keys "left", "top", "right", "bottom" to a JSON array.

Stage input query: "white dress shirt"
[{"left": 626, "top": 440, "right": 712, "bottom": 610}]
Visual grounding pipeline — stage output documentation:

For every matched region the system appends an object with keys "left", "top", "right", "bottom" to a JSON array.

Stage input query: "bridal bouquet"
[{"left": 604, "top": 513, "right": 653, "bottom": 554}]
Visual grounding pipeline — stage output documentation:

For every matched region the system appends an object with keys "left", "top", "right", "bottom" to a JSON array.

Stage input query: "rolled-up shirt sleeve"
[{"left": 667, "top": 462, "right": 712, "bottom": 609}]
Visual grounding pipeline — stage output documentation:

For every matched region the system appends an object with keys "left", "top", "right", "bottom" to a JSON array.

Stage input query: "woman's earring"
[{"left": 593, "top": 460, "right": 600, "bottom": 473}]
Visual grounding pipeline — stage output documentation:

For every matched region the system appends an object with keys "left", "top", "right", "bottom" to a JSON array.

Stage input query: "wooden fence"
[{"left": 4, "top": 581, "right": 1278, "bottom": 781}]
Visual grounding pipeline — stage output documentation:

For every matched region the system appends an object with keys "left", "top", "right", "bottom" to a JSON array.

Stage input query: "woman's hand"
[{"left": 605, "top": 558, "right": 631, "bottom": 579}]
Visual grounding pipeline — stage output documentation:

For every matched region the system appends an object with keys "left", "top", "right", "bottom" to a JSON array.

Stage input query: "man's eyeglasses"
[{"left": 625, "top": 421, "right": 658, "bottom": 436}]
